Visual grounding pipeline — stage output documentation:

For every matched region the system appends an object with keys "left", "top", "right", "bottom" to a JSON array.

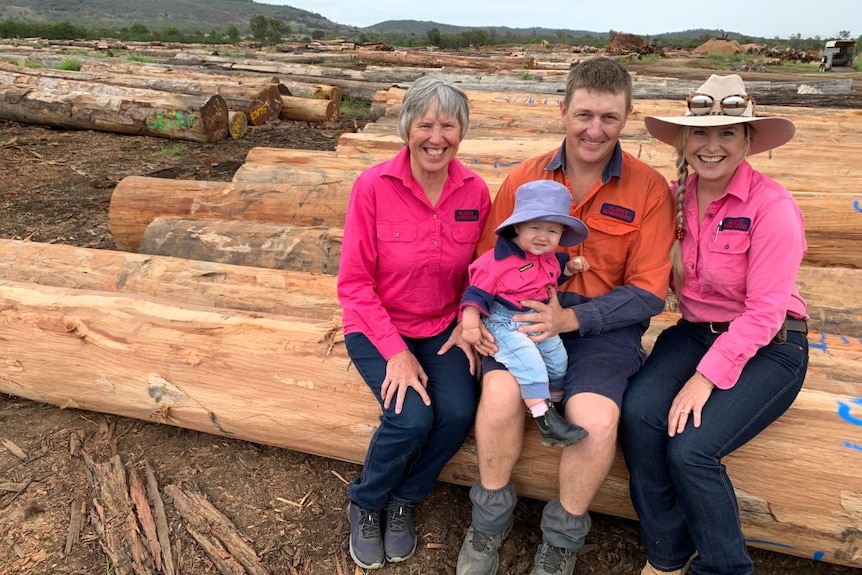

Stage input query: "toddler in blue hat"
[{"left": 461, "top": 180, "right": 590, "bottom": 447}]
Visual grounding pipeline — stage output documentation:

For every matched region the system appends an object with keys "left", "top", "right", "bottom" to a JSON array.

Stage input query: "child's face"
[{"left": 513, "top": 221, "right": 565, "bottom": 255}]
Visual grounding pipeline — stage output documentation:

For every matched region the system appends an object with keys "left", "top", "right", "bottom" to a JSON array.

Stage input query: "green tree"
[
  {"left": 427, "top": 27, "right": 441, "bottom": 46},
  {"left": 249, "top": 13, "right": 268, "bottom": 42},
  {"left": 226, "top": 25, "right": 240, "bottom": 43},
  {"left": 265, "top": 18, "right": 290, "bottom": 44}
]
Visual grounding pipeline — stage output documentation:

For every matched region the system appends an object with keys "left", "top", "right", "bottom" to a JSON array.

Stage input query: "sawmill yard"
[{"left": 1, "top": 46, "right": 861, "bottom": 575}]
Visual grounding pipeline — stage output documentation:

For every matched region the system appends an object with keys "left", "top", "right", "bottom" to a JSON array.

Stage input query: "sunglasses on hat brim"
[{"left": 686, "top": 93, "right": 754, "bottom": 117}]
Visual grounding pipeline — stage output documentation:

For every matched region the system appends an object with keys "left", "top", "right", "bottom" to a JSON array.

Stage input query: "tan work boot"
[{"left": 641, "top": 563, "right": 685, "bottom": 575}]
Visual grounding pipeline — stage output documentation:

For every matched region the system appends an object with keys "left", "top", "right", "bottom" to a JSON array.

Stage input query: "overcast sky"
[{"left": 257, "top": 0, "right": 859, "bottom": 40}]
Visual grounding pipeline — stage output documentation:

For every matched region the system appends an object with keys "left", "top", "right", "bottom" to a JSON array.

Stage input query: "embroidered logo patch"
[
  {"left": 454, "top": 209, "right": 480, "bottom": 222},
  {"left": 600, "top": 203, "right": 635, "bottom": 223},
  {"left": 519, "top": 263, "right": 534, "bottom": 272},
  {"left": 721, "top": 217, "right": 751, "bottom": 231}
]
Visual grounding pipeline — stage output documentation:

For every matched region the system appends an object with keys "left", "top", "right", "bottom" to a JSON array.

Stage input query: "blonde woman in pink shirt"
[
  {"left": 621, "top": 75, "right": 809, "bottom": 575},
  {"left": 337, "top": 76, "right": 491, "bottom": 570}
]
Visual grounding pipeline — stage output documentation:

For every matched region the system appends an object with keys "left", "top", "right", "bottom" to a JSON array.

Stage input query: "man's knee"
[
  {"left": 566, "top": 394, "right": 619, "bottom": 444},
  {"left": 478, "top": 370, "right": 524, "bottom": 421}
]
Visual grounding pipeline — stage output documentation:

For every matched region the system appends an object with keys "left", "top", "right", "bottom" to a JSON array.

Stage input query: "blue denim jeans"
[
  {"left": 345, "top": 321, "right": 478, "bottom": 512},
  {"left": 485, "top": 302, "right": 567, "bottom": 400},
  {"left": 621, "top": 320, "right": 808, "bottom": 575}
]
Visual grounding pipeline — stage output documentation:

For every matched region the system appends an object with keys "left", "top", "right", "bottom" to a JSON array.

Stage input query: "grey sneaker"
[
  {"left": 384, "top": 502, "right": 417, "bottom": 562},
  {"left": 535, "top": 403, "right": 588, "bottom": 447},
  {"left": 347, "top": 502, "right": 384, "bottom": 570},
  {"left": 531, "top": 542, "right": 577, "bottom": 575},
  {"left": 456, "top": 517, "right": 514, "bottom": 575}
]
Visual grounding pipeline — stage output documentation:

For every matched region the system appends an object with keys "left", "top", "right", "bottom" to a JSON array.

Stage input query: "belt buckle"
[
  {"left": 708, "top": 322, "right": 721, "bottom": 334},
  {"left": 774, "top": 323, "right": 788, "bottom": 344}
]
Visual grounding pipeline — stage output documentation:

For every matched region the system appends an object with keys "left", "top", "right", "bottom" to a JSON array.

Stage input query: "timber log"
[
  {"left": 0, "top": 84, "right": 228, "bottom": 143},
  {"left": 0, "top": 250, "right": 859, "bottom": 568},
  {"left": 108, "top": 174, "right": 862, "bottom": 269}
]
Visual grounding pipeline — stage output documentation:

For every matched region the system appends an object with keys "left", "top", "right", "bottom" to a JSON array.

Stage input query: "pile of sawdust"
[{"left": 692, "top": 38, "right": 743, "bottom": 55}]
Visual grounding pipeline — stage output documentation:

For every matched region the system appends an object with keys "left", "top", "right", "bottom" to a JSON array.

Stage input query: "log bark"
[
  {"left": 279, "top": 95, "right": 339, "bottom": 122},
  {"left": 0, "top": 279, "right": 859, "bottom": 568},
  {"left": 0, "top": 83, "right": 228, "bottom": 143},
  {"left": 139, "top": 218, "right": 343, "bottom": 274},
  {"left": 83, "top": 453, "right": 157, "bottom": 575},
  {"left": 109, "top": 177, "right": 352, "bottom": 252},
  {"left": 165, "top": 484, "right": 272, "bottom": 575},
  {"left": 144, "top": 462, "right": 175, "bottom": 575}
]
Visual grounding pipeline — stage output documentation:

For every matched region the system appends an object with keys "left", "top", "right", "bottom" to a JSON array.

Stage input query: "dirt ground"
[{"left": 1, "top": 58, "right": 861, "bottom": 575}]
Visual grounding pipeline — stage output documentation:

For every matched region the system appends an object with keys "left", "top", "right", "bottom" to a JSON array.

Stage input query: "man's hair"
[{"left": 564, "top": 57, "right": 633, "bottom": 111}]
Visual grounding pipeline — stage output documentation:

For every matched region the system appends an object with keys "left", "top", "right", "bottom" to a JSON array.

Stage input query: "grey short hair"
[
  {"left": 397, "top": 76, "right": 470, "bottom": 141},
  {"left": 565, "top": 56, "right": 633, "bottom": 111}
]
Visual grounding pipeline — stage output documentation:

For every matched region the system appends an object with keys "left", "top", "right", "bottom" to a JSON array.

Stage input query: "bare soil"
[{"left": 1, "top": 59, "right": 860, "bottom": 575}]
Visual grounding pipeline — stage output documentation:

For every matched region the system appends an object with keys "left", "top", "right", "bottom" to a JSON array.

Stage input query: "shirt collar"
[
  {"left": 493, "top": 234, "right": 528, "bottom": 260},
  {"left": 544, "top": 138, "right": 624, "bottom": 184},
  {"left": 688, "top": 160, "right": 754, "bottom": 203},
  {"left": 724, "top": 160, "right": 754, "bottom": 202}
]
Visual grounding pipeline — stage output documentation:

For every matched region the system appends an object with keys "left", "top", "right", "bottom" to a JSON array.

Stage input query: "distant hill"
[
  {"left": 0, "top": 0, "right": 757, "bottom": 44},
  {"left": 0, "top": 0, "right": 360, "bottom": 35},
  {"left": 366, "top": 20, "right": 601, "bottom": 39}
]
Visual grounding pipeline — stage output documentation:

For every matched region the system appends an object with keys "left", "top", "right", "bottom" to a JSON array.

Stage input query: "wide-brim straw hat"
[
  {"left": 495, "top": 180, "right": 588, "bottom": 247},
  {"left": 644, "top": 74, "right": 795, "bottom": 155}
]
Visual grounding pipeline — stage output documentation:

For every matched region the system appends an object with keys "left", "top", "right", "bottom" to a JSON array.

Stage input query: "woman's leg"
[
  {"left": 621, "top": 323, "right": 704, "bottom": 571},
  {"left": 623, "top": 324, "right": 808, "bottom": 575},
  {"left": 668, "top": 331, "right": 808, "bottom": 575},
  {"left": 390, "top": 322, "right": 478, "bottom": 504},
  {"left": 346, "top": 322, "right": 477, "bottom": 510}
]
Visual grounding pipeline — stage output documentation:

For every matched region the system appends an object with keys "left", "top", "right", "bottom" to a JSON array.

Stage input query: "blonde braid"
[{"left": 669, "top": 136, "right": 689, "bottom": 293}]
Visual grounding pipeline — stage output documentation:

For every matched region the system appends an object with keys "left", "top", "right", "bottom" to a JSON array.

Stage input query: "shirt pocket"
[
  {"left": 376, "top": 222, "right": 418, "bottom": 275},
  {"left": 704, "top": 231, "right": 750, "bottom": 290},
  {"left": 583, "top": 214, "right": 639, "bottom": 272},
  {"left": 377, "top": 222, "right": 418, "bottom": 243},
  {"left": 450, "top": 224, "right": 481, "bottom": 245}
]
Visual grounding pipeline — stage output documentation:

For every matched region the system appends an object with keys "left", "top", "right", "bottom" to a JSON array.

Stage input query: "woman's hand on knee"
[
  {"left": 668, "top": 372, "right": 715, "bottom": 436},
  {"left": 383, "top": 350, "right": 431, "bottom": 414}
]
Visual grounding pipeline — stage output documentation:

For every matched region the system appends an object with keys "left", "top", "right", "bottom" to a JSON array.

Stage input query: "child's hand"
[
  {"left": 461, "top": 325, "right": 483, "bottom": 346},
  {"left": 565, "top": 256, "right": 590, "bottom": 275}
]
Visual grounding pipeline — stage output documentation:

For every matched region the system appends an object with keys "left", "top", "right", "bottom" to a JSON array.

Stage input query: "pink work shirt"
[
  {"left": 338, "top": 146, "right": 491, "bottom": 360},
  {"left": 674, "top": 161, "right": 808, "bottom": 390}
]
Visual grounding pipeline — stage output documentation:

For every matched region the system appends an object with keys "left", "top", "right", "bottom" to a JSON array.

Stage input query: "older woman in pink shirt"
[
  {"left": 621, "top": 75, "right": 809, "bottom": 575},
  {"left": 337, "top": 76, "right": 490, "bottom": 570}
]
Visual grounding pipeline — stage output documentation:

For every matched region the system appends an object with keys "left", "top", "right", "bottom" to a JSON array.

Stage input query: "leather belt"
[{"left": 685, "top": 316, "right": 808, "bottom": 344}]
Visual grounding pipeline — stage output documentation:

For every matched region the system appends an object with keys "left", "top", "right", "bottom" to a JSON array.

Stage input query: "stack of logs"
[
  {"left": 0, "top": 60, "right": 342, "bottom": 142},
  {"left": 1, "top": 84, "right": 860, "bottom": 569}
]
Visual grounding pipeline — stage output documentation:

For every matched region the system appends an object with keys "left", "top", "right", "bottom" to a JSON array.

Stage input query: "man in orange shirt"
[{"left": 457, "top": 57, "right": 675, "bottom": 575}]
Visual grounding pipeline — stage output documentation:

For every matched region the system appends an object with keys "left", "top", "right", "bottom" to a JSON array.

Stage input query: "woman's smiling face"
[
  {"left": 683, "top": 124, "right": 748, "bottom": 187},
  {"left": 407, "top": 99, "right": 462, "bottom": 179}
]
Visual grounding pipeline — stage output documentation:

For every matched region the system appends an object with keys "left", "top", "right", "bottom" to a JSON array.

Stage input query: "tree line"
[{"left": 0, "top": 16, "right": 857, "bottom": 53}]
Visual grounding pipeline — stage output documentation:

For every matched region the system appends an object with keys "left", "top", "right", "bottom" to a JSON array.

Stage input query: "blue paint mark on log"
[{"left": 837, "top": 397, "right": 862, "bottom": 426}]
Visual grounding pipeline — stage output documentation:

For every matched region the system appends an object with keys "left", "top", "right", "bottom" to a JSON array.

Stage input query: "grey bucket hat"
[{"left": 495, "top": 180, "right": 588, "bottom": 247}]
